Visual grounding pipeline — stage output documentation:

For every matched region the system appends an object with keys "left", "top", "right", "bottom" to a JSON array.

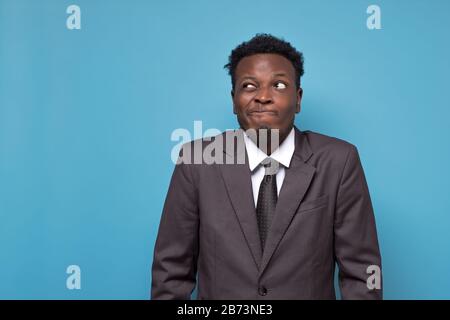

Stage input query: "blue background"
[{"left": 1, "top": 0, "right": 449, "bottom": 299}]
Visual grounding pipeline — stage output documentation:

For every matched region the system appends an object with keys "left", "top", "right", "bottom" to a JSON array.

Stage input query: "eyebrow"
[
  {"left": 238, "top": 73, "right": 290, "bottom": 82},
  {"left": 238, "top": 75, "right": 257, "bottom": 82},
  {"left": 272, "top": 72, "right": 289, "bottom": 78}
]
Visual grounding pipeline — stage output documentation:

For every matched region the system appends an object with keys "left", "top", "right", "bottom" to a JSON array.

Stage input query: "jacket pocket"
[{"left": 297, "top": 194, "right": 329, "bottom": 213}]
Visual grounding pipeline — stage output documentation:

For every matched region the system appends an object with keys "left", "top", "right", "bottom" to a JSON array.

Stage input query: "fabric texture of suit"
[{"left": 151, "top": 126, "right": 382, "bottom": 300}]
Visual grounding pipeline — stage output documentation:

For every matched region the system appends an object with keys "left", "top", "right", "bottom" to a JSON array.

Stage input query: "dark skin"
[{"left": 232, "top": 53, "right": 303, "bottom": 155}]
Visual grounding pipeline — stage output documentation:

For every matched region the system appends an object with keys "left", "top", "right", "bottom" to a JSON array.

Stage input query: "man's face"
[{"left": 232, "top": 53, "right": 302, "bottom": 141}]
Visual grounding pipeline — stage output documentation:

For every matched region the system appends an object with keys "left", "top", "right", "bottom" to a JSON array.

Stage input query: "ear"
[
  {"left": 296, "top": 87, "right": 303, "bottom": 114},
  {"left": 231, "top": 90, "right": 237, "bottom": 114}
]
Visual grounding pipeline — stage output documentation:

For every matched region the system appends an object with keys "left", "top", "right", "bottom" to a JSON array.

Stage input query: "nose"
[{"left": 254, "top": 86, "right": 273, "bottom": 104}]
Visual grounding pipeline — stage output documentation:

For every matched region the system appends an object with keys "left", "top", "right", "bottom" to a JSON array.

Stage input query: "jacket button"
[{"left": 258, "top": 286, "right": 268, "bottom": 296}]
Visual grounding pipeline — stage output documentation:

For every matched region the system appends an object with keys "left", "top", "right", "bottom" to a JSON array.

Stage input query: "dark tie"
[{"left": 256, "top": 157, "right": 279, "bottom": 252}]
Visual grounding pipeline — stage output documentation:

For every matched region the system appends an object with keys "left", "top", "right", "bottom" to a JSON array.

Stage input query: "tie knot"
[{"left": 261, "top": 157, "right": 279, "bottom": 176}]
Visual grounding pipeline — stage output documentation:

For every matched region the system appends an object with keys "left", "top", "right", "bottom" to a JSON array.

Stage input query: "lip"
[{"left": 248, "top": 110, "right": 278, "bottom": 116}]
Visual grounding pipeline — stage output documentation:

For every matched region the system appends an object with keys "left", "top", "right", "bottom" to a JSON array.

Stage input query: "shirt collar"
[{"left": 243, "top": 127, "right": 295, "bottom": 172}]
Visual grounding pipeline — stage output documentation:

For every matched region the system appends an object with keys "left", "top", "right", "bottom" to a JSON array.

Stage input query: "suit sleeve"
[
  {"left": 334, "top": 145, "right": 382, "bottom": 299},
  {"left": 151, "top": 148, "right": 199, "bottom": 300}
]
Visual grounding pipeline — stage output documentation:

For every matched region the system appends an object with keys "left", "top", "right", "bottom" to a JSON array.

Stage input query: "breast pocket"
[{"left": 297, "top": 194, "right": 329, "bottom": 214}]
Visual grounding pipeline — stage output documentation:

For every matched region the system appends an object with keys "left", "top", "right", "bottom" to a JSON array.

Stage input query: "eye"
[
  {"left": 242, "top": 83, "right": 257, "bottom": 90},
  {"left": 274, "top": 82, "right": 287, "bottom": 89}
]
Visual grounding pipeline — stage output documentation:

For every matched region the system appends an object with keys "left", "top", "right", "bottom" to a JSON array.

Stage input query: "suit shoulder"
[
  {"left": 178, "top": 131, "right": 230, "bottom": 164},
  {"left": 301, "top": 130, "right": 357, "bottom": 157},
  {"left": 179, "top": 131, "right": 228, "bottom": 151}
]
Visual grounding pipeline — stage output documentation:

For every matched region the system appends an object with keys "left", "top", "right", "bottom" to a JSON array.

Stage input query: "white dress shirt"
[{"left": 243, "top": 127, "right": 296, "bottom": 208}]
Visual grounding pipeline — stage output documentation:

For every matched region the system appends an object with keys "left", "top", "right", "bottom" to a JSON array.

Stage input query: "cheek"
[
  {"left": 277, "top": 100, "right": 298, "bottom": 121},
  {"left": 234, "top": 95, "right": 253, "bottom": 113}
]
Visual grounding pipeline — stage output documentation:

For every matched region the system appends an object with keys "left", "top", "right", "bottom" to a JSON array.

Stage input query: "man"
[{"left": 151, "top": 34, "right": 382, "bottom": 299}]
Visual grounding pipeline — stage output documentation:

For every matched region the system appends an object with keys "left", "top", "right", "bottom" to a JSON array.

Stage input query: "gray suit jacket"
[{"left": 151, "top": 126, "right": 382, "bottom": 299}]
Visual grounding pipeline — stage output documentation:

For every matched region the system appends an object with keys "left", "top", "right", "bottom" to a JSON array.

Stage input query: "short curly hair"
[{"left": 224, "top": 33, "right": 304, "bottom": 90}]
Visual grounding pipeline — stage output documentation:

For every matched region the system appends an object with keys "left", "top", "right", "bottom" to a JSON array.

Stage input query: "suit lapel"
[
  {"left": 218, "top": 127, "right": 316, "bottom": 275},
  {"left": 259, "top": 127, "right": 316, "bottom": 276},
  {"left": 219, "top": 129, "right": 263, "bottom": 270}
]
